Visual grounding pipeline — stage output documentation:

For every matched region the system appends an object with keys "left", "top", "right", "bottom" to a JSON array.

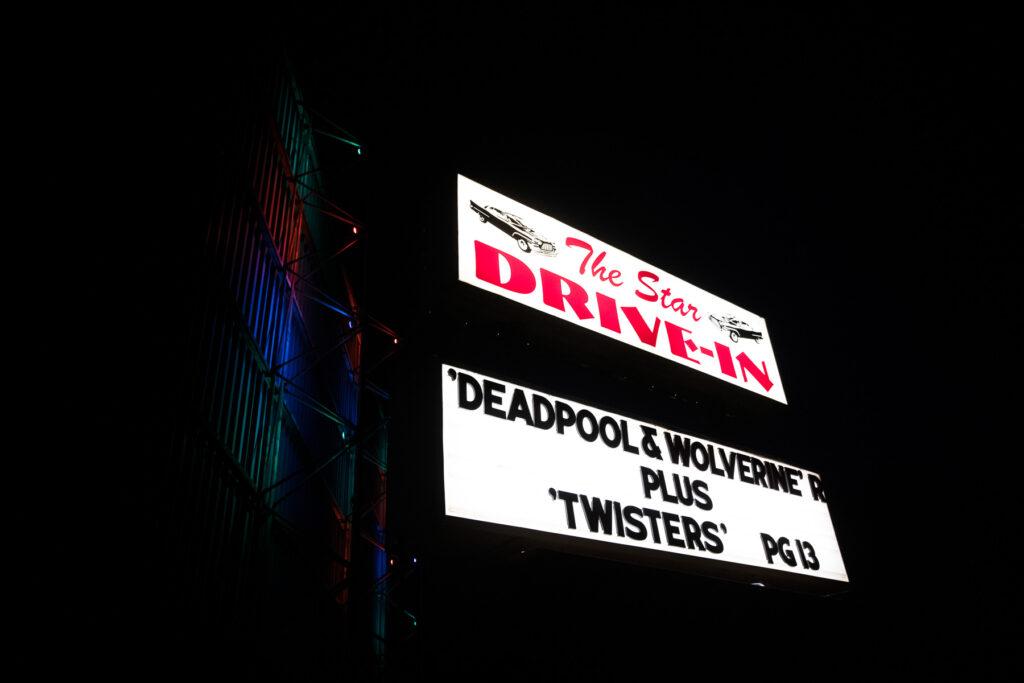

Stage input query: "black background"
[{"left": 54, "top": 5, "right": 1015, "bottom": 679}]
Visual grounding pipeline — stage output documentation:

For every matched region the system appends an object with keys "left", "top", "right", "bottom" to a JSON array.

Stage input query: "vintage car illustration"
[
  {"left": 710, "top": 314, "right": 763, "bottom": 344},
  {"left": 470, "top": 200, "right": 557, "bottom": 255}
]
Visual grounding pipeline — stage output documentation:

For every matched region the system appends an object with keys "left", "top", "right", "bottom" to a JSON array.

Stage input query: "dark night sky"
[{"left": 52, "top": 6, "right": 1015, "bottom": 678}]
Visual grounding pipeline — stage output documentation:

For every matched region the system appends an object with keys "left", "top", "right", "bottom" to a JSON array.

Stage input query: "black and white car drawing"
[
  {"left": 710, "top": 314, "right": 763, "bottom": 344},
  {"left": 470, "top": 200, "right": 557, "bottom": 255}
]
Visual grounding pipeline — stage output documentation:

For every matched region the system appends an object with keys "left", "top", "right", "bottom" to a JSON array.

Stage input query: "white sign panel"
[
  {"left": 457, "top": 174, "right": 787, "bottom": 403},
  {"left": 443, "top": 364, "right": 847, "bottom": 583}
]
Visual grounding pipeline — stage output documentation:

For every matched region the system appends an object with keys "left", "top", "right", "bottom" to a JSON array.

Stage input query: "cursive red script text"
[
  {"left": 565, "top": 237, "right": 624, "bottom": 287},
  {"left": 636, "top": 271, "right": 702, "bottom": 322}
]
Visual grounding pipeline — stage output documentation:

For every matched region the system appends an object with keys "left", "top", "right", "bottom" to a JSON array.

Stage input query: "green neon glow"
[{"left": 313, "top": 128, "right": 362, "bottom": 152}]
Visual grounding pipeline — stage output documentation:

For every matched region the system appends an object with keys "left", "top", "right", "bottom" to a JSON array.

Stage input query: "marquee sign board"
[
  {"left": 442, "top": 364, "right": 847, "bottom": 584},
  {"left": 457, "top": 174, "right": 787, "bottom": 403}
]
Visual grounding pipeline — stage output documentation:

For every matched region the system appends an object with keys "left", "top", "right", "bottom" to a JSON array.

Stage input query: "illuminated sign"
[
  {"left": 458, "top": 174, "right": 787, "bottom": 403},
  {"left": 443, "top": 364, "right": 847, "bottom": 583}
]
